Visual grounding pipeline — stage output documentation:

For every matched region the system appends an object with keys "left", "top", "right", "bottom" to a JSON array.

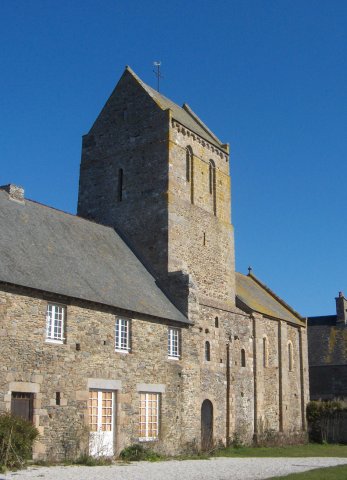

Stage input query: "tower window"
[
  {"left": 209, "top": 160, "right": 216, "bottom": 216},
  {"left": 205, "top": 341, "right": 211, "bottom": 361},
  {"left": 215, "top": 317, "right": 219, "bottom": 328},
  {"left": 241, "top": 348, "right": 246, "bottom": 367},
  {"left": 118, "top": 168, "right": 123, "bottom": 202},
  {"left": 263, "top": 337, "right": 268, "bottom": 368},
  {"left": 186, "top": 146, "right": 194, "bottom": 204},
  {"left": 288, "top": 341, "right": 293, "bottom": 372}
]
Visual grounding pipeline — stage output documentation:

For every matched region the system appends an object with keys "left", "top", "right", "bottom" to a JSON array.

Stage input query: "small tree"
[{"left": 0, "top": 413, "right": 39, "bottom": 470}]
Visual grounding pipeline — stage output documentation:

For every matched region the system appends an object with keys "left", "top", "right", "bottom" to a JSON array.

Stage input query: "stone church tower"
[
  {"left": 78, "top": 67, "right": 235, "bottom": 317},
  {"left": 77, "top": 67, "right": 308, "bottom": 447}
]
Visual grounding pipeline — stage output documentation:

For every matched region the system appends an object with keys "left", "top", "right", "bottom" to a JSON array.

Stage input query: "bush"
[
  {"left": 73, "top": 454, "right": 113, "bottom": 466},
  {"left": 0, "top": 413, "right": 40, "bottom": 470},
  {"left": 119, "top": 443, "right": 162, "bottom": 462},
  {"left": 307, "top": 400, "right": 347, "bottom": 444}
]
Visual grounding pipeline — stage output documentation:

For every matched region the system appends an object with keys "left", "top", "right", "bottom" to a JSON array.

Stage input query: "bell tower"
[{"left": 78, "top": 67, "right": 235, "bottom": 315}]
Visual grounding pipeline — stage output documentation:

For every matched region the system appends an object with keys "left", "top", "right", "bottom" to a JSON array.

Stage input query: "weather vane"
[{"left": 153, "top": 61, "right": 163, "bottom": 92}]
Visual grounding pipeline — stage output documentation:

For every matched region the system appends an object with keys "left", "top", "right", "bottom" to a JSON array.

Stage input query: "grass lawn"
[
  {"left": 212, "top": 443, "right": 347, "bottom": 458},
  {"left": 267, "top": 464, "right": 347, "bottom": 480}
]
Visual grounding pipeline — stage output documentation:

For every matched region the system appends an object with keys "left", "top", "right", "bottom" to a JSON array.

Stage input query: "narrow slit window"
[
  {"left": 205, "top": 341, "right": 211, "bottom": 361},
  {"left": 209, "top": 160, "right": 216, "bottom": 215},
  {"left": 186, "top": 147, "right": 194, "bottom": 204},
  {"left": 263, "top": 337, "right": 268, "bottom": 368},
  {"left": 241, "top": 348, "right": 246, "bottom": 367},
  {"left": 288, "top": 342, "right": 293, "bottom": 371}
]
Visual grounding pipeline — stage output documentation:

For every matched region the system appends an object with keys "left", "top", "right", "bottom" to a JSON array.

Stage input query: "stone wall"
[
  {"left": 0, "top": 282, "right": 308, "bottom": 459},
  {"left": 0, "top": 285, "right": 190, "bottom": 459}
]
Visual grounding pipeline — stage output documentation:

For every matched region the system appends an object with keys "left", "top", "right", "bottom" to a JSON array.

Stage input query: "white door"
[{"left": 88, "top": 390, "right": 114, "bottom": 457}]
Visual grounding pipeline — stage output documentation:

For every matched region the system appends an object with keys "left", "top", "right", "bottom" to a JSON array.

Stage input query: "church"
[{"left": 0, "top": 67, "right": 309, "bottom": 460}]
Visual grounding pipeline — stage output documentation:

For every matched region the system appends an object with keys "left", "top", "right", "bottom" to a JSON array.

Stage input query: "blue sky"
[{"left": 1, "top": 0, "right": 346, "bottom": 316}]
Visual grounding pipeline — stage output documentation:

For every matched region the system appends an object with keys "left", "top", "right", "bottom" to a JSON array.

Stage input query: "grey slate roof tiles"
[
  {"left": 0, "top": 188, "right": 188, "bottom": 324},
  {"left": 236, "top": 272, "right": 305, "bottom": 326}
]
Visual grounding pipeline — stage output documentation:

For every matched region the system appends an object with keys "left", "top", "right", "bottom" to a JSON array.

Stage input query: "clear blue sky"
[{"left": 1, "top": 0, "right": 346, "bottom": 316}]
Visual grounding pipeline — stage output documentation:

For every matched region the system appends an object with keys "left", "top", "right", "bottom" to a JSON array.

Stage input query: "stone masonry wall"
[
  {"left": 0, "top": 285, "right": 192, "bottom": 460},
  {"left": 168, "top": 120, "right": 235, "bottom": 309},
  {"left": 78, "top": 69, "right": 170, "bottom": 284}
]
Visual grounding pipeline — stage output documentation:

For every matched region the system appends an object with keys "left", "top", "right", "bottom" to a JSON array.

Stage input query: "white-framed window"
[
  {"left": 46, "top": 303, "right": 65, "bottom": 343},
  {"left": 139, "top": 392, "right": 160, "bottom": 441},
  {"left": 168, "top": 327, "right": 180, "bottom": 359},
  {"left": 115, "top": 317, "right": 130, "bottom": 352}
]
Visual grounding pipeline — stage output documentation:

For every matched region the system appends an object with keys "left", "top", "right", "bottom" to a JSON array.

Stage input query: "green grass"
[
  {"left": 212, "top": 443, "right": 347, "bottom": 458},
  {"left": 267, "top": 464, "right": 347, "bottom": 480}
]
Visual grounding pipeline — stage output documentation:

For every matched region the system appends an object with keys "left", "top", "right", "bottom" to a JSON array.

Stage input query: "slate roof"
[
  {"left": 236, "top": 272, "right": 305, "bottom": 326},
  {"left": 0, "top": 188, "right": 188, "bottom": 324},
  {"left": 126, "top": 67, "right": 228, "bottom": 153}
]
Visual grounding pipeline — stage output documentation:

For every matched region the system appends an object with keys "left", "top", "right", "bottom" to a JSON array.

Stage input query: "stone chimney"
[
  {"left": 335, "top": 291, "right": 347, "bottom": 325},
  {"left": 0, "top": 184, "right": 25, "bottom": 203}
]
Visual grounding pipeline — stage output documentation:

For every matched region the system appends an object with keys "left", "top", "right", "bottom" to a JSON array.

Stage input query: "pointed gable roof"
[
  {"left": 125, "top": 66, "right": 228, "bottom": 153},
  {"left": 236, "top": 271, "right": 305, "bottom": 326}
]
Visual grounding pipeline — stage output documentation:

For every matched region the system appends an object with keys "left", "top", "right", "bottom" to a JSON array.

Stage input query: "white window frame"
[
  {"left": 46, "top": 303, "right": 65, "bottom": 343},
  {"left": 168, "top": 327, "right": 180, "bottom": 359},
  {"left": 115, "top": 317, "right": 130, "bottom": 353},
  {"left": 139, "top": 392, "right": 160, "bottom": 442}
]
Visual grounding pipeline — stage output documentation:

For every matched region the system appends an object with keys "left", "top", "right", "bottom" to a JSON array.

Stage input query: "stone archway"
[{"left": 201, "top": 399, "right": 213, "bottom": 450}]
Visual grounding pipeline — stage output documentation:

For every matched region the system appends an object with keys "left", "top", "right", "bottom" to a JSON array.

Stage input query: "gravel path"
[{"left": 1, "top": 457, "right": 346, "bottom": 480}]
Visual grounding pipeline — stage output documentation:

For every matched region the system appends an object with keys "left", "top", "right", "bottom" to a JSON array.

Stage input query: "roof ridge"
[
  {"left": 124, "top": 66, "right": 228, "bottom": 152},
  {"left": 247, "top": 272, "right": 304, "bottom": 321},
  {"left": 7, "top": 192, "right": 116, "bottom": 231},
  {"left": 182, "top": 103, "right": 223, "bottom": 145}
]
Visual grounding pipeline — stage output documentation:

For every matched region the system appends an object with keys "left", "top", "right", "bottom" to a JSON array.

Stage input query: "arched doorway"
[{"left": 201, "top": 399, "right": 213, "bottom": 450}]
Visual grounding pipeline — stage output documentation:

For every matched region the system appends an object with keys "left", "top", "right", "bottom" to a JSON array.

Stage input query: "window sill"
[
  {"left": 168, "top": 356, "right": 180, "bottom": 361},
  {"left": 45, "top": 339, "right": 64, "bottom": 345},
  {"left": 139, "top": 437, "right": 158, "bottom": 442},
  {"left": 115, "top": 349, "right": 130, "bottom": 354}
]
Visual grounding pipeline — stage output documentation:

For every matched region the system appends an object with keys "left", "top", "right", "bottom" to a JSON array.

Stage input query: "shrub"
[
  {"left": 73, "top": 454, "right": 113, "bottom": 466},
  {"left": 307, "top": 400, "right": 347, "bottom": 444},
  {"left": 0, "top": 413, "right": 39, "bottom": 470},
  {"left": 119, "top": 443, "right": 162, "bottom": 462}
]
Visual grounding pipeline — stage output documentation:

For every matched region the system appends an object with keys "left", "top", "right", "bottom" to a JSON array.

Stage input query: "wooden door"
[{"left": 11, "top": 392, "right": 33, "bottom": 422}]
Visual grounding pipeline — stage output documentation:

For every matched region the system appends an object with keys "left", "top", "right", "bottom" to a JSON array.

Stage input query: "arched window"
[
  {"left": 186, "top": 146, "right": 194, "bottom": 204},
  {"left": 118, "top": 168, "right": 123, "bottom": 202},
  {"left": 241, "top": 348, "right": 246, "bottom": 367},
  {"left": 288, "top": 341, "right": 293, "bottom": 371},
  {"left": 205, "top": 341, "right": 211, "bottom": 361},
  {"left": 263, "top": 337, "right": 268, "bottom": 368},
  {"left": 209, "top": 160, "right": 216, "bottom": 215}
]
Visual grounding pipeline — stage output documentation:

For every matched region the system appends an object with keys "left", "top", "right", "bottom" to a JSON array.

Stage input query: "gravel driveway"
[{"left": 1, "top": 457, "right": 346, "bottom": 480}]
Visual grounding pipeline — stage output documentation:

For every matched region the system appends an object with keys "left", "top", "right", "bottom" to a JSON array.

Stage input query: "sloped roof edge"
[
  {"left": 248, "top": 272, "right": 304, "bottom": 321},
  {"left": 125, "top": 66, "right": 228, "bottom": 153},
  {"left": 235, "top": 271, "right": 305, "bottom": 326}
]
